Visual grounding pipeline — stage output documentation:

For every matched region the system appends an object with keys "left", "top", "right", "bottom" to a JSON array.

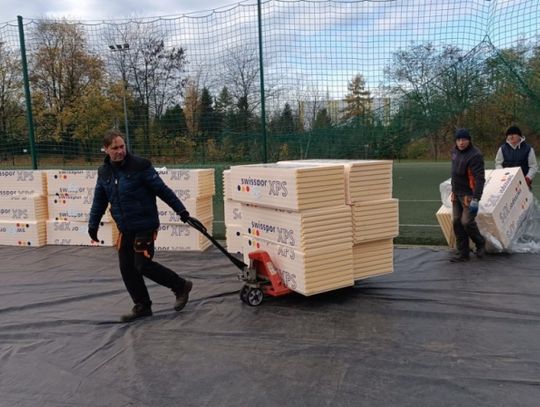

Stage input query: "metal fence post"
[
  {"left": 17, "top": 16, "right": 38, "bottom": 169},
  {"left": 257, "top": 0, "right": 267, "bottom": 163}
]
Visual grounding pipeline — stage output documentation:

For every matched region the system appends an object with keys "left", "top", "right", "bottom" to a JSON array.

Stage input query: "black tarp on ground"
[{"left": 1, "top": 245, "right": 539, "bottom": 407}]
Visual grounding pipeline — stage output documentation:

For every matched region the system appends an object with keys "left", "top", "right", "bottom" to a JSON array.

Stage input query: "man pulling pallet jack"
[{"left": 89, "top": 130, "right": 287, "bottom": 324}]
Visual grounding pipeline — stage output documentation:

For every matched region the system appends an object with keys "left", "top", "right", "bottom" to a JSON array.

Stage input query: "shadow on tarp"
[{"left": 0, "top": 244, "right": 539, "bottom": 407}]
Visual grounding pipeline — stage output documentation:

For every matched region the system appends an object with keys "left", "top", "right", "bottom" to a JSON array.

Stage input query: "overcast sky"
[{"left": 0, "top": 0, "right": 252, "bottom": 24}]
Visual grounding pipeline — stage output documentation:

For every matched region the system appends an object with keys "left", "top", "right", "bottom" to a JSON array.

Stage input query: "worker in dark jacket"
[
  {"left": 450, "top": 128, "right": 486, "bottom": 262},
  {"left": 495, "top": 125, "right": 538, "bottom": 189},
  {"left": 88, "top": 130, "right": 193, "bottom": 322}
]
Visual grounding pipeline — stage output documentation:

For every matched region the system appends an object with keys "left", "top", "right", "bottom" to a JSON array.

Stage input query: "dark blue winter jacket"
[
  {"left": 451, "top": 143, "right": 485, "bottom": 201},
  {"left": 88, "top": 153, "right": 187, "bottom": 233}
]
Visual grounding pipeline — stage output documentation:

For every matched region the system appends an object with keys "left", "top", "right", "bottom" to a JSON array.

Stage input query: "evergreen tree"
[
  {"left": 313, "top": 108, "right": 332, "bottom": 129},
  {"left": 341, "top": 74, "right": 372, "bottom": 127},
  {"left": 199, "top": 87, "right": 216, "bottom": 137}
]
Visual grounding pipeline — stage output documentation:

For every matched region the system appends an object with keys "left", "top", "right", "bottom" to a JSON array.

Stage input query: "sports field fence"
[{"left": 0, "top": 0, "right": 539, "bottom": 242}]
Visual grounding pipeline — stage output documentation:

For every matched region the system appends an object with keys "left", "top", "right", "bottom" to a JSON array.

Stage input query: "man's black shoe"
[
  {"left": 120, "top": 304, "right": 153, "bottom": 323},
  {"left": 449, "top": 254, "right": 470, "bottom": 263},
  {"left": 174, "top": 280, "right": 193, "bottom": 311},
  {"left": 476, "top": 244, "right": 486, "bottom": 259}
]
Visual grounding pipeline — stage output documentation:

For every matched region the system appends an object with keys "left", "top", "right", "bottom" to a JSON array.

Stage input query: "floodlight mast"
[{"left": 108, "top": 43, "right": 131, "bottom": 152}]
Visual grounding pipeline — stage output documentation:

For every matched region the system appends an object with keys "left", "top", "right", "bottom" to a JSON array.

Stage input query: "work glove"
[
  {"left": 178, "top": 209, "right": 190, "bottom": 223},
  {"left": 525, "top": 176, "right": 532, "bottom": 188},
  {"left": 88, "top": 227, "right": 99, "bottom": 242},
  {"left": 468, "top": 199, "right": 479, "bottom": 216}
]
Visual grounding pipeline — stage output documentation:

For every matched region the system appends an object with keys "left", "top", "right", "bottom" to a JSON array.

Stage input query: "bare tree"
[
  {"left": 385, "top": 43, "right": 485, "bottom": 159},
  {"left": 104, "top": 22, "right": 188, "bottom": 149},
  {"left": 0, "top": 41, "right": 24, "bottom": 143}
]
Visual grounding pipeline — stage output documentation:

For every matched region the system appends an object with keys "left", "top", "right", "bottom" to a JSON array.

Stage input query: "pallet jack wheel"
[
  {"left": 240, "top": 285, "right": 250, "bottom": 303},
  {"left": 246, "top": 287, "right": 264, "bottom": 306}
]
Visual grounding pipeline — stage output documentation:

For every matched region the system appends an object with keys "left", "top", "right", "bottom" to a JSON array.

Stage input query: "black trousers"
[
  {"left": 117, "top": 229, "right": 186, "bottom": 307},
  {"left": 452, "top": 196, "right": 486, "bottom": 256}
]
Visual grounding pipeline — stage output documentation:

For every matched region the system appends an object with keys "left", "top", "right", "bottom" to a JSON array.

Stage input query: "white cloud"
[{"left": 0, "top": 0, "right": 249, "bottom": 24}]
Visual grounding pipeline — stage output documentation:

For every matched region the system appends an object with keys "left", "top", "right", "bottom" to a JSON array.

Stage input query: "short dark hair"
[
  {"left": 505, "top": 125, "right": 522, "bottom": 137},
  {"left": 103, "top": 129, "right": 125, "bottom": 147}
]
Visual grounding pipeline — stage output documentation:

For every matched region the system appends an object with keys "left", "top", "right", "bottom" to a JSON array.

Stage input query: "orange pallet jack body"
[{"left": 187, "top": 217, "right": 292, "bottom": 306}]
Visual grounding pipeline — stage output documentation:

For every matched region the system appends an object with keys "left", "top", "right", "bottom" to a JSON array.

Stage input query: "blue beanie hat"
[{"left": 455, "top": 128, "right": 471, "bottom": 140}]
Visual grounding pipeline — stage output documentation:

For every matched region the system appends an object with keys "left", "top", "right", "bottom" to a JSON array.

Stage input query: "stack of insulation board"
[
  {"left": 229, "top": 162, "right": 354, "bottom": 296},
  {"left": 436, "top": 168, "right": 533, "bottom": 251},
  {"left": 435, "top": 205, "right": 456, "bottom": 248},
  {"left": 278, "top": 160, "right": 397, "bottom": 281},
  {"left": 0, "top": 170, "right": 48, "bottom": 247},
  {"left": 223, "top": 169, "right": 243, "bottom": 254},
  {"left": 154, "top": 168, "right": 215, "bottom": 251},
  {"left": 46, "top": 170, "right": 118, "bottom": 246}
]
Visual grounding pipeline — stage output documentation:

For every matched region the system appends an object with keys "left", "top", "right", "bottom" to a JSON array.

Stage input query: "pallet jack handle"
[{"left": 186, "top": 216, "right": 248, "bottom": 271}]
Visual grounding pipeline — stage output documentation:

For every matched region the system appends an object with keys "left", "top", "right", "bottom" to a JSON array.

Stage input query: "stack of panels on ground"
[
  {"left": 47, "top": 169, "right": 97, "bottom": 191},
  {"left": 0, "top": 220, "right": 47, "bottom": 247},
  {"left": 436, "top": 168, "right": 533, "bottom": 251},
  {"left": 229, "top": 163, "right": 346, "bottom": 211},
  {"left": 0, "top": 170, "right": 48, "bottom": 246},
  {"left": 155, "top": 218, "right": 212, "bottom": 251},
  {"left": 0, "top": 195, "right": 48, "bottom": 221},
  {"left": 157, "top": 168, "right": 215, "bottom": 200},
  {"left": 278, "top": 159, "right": 393, "bottom": 204},
  {"left": 155, "top": 168, "right": 215, "bottom": 251},
  {"left": 46, "top": 170, "right": 99, "bottom": 222},
  {"left": 0, "top": 170, "right": 47, "bottom": 196},
  {"left": 47, "top": 194, "right": 113, "bottom": 222},
  {"left": 157, "top": 197, "right": 213, "bottom": 224},
  {"left": 46, "top": 170, "right": 117, "bottom": 246},
  {"left": 223, "top": 170, "right": 243, "bottom": 254},
  {"left": 231, "top": 163, "right": 354, "bottom": 295},
  {"left": 243, "top": 235, "right": 354, "bottom": 296},
  {"left": 46, "top": 220, "right": 118, "bottom": 246},
  {"left": 352, "top": 198, "right": 399, "bottom": 243},
  {"left": 352, "top": 239, "right": 394, "bottom": 279}
]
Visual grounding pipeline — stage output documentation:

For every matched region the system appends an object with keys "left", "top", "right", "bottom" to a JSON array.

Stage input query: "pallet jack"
[{"left": 187, "top": 217, "right": 292, "bottom": 306}]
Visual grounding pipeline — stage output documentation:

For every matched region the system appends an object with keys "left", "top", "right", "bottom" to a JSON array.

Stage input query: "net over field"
[{"left": 0, "top": 0, "right": 539, "bottom": 242}]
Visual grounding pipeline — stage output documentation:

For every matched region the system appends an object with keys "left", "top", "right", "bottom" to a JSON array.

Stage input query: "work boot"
[
  {"left": 476, "top": 244, "right": 486, "bottom": 259},
  {"left": 120, "top": 303, "right": 153, "bottom": 323},
  {"left": 173, "top": 280, "right": 193, "bottom": 311},
  {"left": 449, "top": 253, "right": 470, "bottom": 263}
]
